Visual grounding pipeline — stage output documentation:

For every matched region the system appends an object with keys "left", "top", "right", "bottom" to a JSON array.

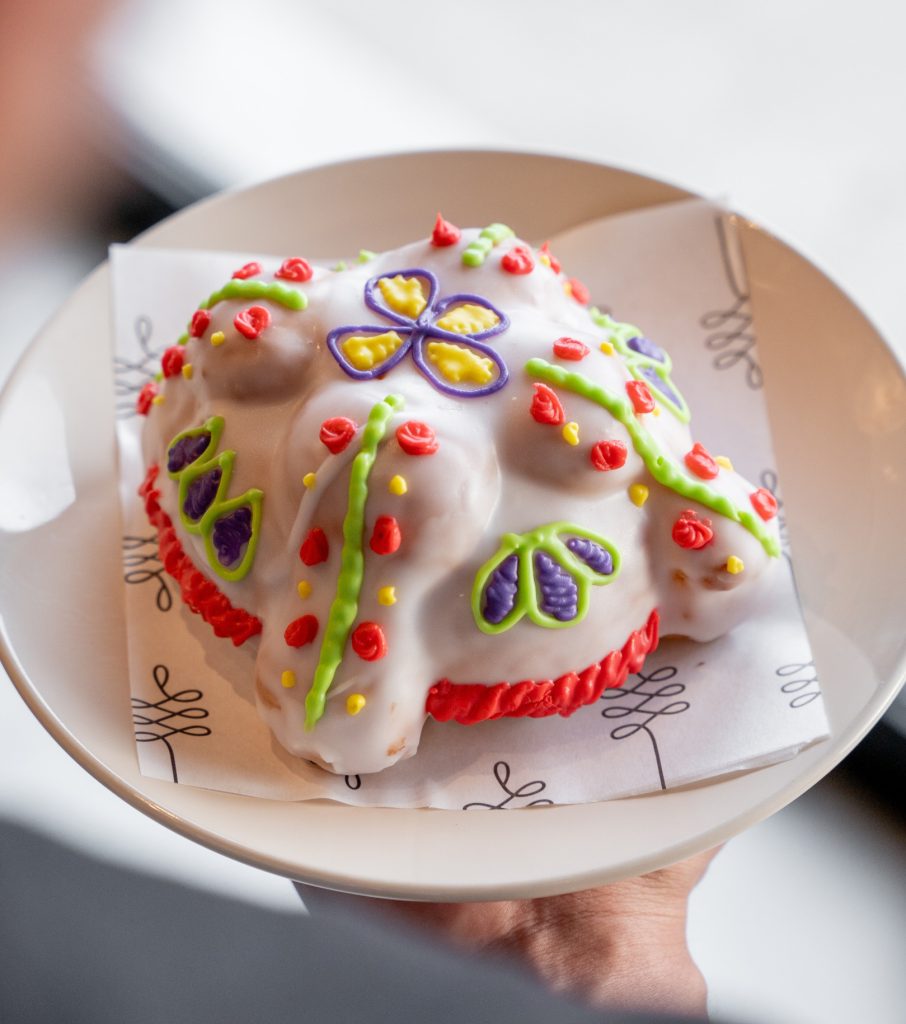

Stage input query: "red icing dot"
[
  {"left": 351, "top": 621, "right": 387, "bottom": 661},
  {"left": 319, "top": 416, "right": 358, "bottom": 455},
  {"left": 431, "top": 212, "right": 461, "bottom": 247},
  {"left": 750, "top": 487, "right": 778, "bottom": 520},
  {"left": 501, "top": 245, "right": 535, "bottom": 275},
  {"left": 684, "top": 443, "right": 719, "bottom": 480},
  {"left": 530, "top": 382, "right": 565, "bottom": 425},
  {"left": 189, "top": 310, "right": 211, "bottom": 338},
  {"left": 590, "top": 439, "right": 628, "bottom": 471},
  {"left": 370, "top": 515, "right": 401, "bottom": 556},
  {"left": 234, "top": 305, "right": 271, "bottom": 340},
  {"left": 300, "top": 527, "right": 329, "bottom": 566},
  {"left": 672, "top": 510, "right": 714, "bottom": 550},
  {"left": 232, "top": 261, "right": 262, "bottom": 280},
  {"left": 626, "top": 380, "right": 655, "bottom": 414},
  {"left": 284, "top": 614, "right": 319, "bottom": 647},
  {"left": 136, "top": 382, "right": 157, "bottom": 415},
  {"left": 396, "top": 421, "right": 438, "bottom": 456},
  {"left": 539, "top": 241, "right": 561, "bottom": 274},
  {"left": 161, "top": 346, "right": 185, "bottom": 379},
  {"left": 553, "top": 336, "right": 589, "bottom": 361},
  {"left": 275, "top": 257, "right": 313, "bottom": 283},
  {"left": 567, "top": 277, "right": 590, "bottom": 305}
]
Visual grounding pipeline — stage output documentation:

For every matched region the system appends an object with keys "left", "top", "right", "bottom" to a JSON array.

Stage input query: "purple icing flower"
[
  {"left": 167, "top": 432, "right": 212, "bottom": 473},
  {"left": 211, "top": 506, "right": 252, "bottom": 567},
  {"left": 483, "top": 553, "right": 519, "bottom": 624},
  {"left": 627, "top": 335, "right": 666, "bottom": 362},
  {"left": 533, "top": 551, "right": 579, "bottom": 622},
  {"left": 326, "top": 268, "right": 510, "bottom": 398},
  {"left": 638, "top": 365, "right": 681, "bottom": 406},
  {"left": 183, "top": 467, "right": 221, "bottom": 521},
  {"left": 566, "top": 536, "right": 614, "bottom": 576}
]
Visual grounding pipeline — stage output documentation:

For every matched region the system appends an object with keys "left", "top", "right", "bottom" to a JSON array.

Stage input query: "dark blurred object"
[
  {"left": 0, "top": 820, "right": 688, "bottom": 1024},
  {"left": 839, "top": 720, "right": 906, "bottom": 820}
]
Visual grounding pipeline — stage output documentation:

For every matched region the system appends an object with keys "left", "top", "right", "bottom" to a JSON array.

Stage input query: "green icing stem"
[
  {"left": 525, "top": 359, "right": 781, "bottom": 558},
  {"left": 462, "top": 222, "right": 515, "bottom": 267},
  {"left": 304, "top": 394, "right": 404, "bottom": 730},
  {"left": 201, "top": 279, "right": 307, "bottom": 311}
]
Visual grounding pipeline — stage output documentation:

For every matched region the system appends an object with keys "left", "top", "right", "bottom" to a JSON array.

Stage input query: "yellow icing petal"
[
  {"left": 377, "top": 275, "right": 427, "bottom": 318},
  {"left": 341, "top": 331, "right": 404, "bottom": 371},
  {"left": 425, "top": 341, "right": 494, "bottom": 385},
  {"left": 435, "top": 303, "right": 499, "bottom": 335}
]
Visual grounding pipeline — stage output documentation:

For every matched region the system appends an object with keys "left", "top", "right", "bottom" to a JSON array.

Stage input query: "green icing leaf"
[{"left": 472, "top": 522, "right": 621, "bottom": 635}]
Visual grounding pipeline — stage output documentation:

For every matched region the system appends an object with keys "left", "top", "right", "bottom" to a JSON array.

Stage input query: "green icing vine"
[
  {"left": 525, "top": 359, "right": 780, "bottom": 558},
  {"left": 472, "top": 522, "right": 621, "bottom": 635},
  {"left": 589, "top": 307, "right": 690, "bottom": 423},
  {"left": 201, "top": 279, "right": 308, "bottom": 311},
  {"left": 462, "top": 222, "right": 515, "bottom": 267},
  {"left": 166, "top": 416, "right": 263, "bottom": 582},
  {"left": 304, "top": 394, "right": 404, "bottom": 730}
]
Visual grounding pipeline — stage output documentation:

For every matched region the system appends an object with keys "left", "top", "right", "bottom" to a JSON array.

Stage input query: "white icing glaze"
[{"left": 141, "top": 230, "right": 780, "bottom": 775}]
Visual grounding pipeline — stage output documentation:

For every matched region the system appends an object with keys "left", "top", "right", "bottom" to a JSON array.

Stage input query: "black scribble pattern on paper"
[
  {"left": 132, "top": 665, "right": 210, "bottom": 783},
  {"left": 122, "top": 534, "right": 172, "bottom": 612},
  {"left": 344, "top": 774, "right": 362, "bottom": 791},
  {"left": 776, "top": 661, "right": 820, "bottom": 709},
  {"left": 113, "top": 315, "right": 161, "bottom": 419},
  {"left": 600, "top": 666, "right": 690, "bottom": 790},
  {"left": 463, "top": 760, "right": 553, "bottom": 810},
  {"left": 701, "top": 216, "right": 762, "bottom": 390}
]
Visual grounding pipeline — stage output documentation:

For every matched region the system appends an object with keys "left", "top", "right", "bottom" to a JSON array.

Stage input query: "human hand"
[{"left": 300, "top": 848, "right": 718, "bottom": 1019}]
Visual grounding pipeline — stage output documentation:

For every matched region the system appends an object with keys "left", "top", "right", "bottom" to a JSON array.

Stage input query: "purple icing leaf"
[
  {"left": 628, "top": 335, "right": 667, "bottom": 362},
  {"left": 483, "top": 553, "right": 519, "bottom": 625},
  {"left": 167, "top": 432, "right": 212, "bottom": 473},
  {"left": 211, "top": 506, "right": 252, "bottom": 567},
  {"left": 638, "top": 365, "right": 681, "bottom": 406},
  {"left": 183, "top": 467, "right": 221, "bottom": 521},
  {"left": 566, "top": 537, "right": 614, "bottom": 576},
  {"left": 533, "top": 551, "right": 578, "bottom": 622}
]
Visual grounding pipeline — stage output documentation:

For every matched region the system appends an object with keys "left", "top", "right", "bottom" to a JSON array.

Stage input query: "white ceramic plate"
[{"left": 2, "top": 152, "right": 904, "bottom": 900}]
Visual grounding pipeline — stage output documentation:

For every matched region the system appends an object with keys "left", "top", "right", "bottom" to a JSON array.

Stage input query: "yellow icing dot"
[
  {"left": 599, "top": 340, "right": 614, "bottom": 355},
  {"left": 378, "top": 585, "right": 397, "bottom": 606},
  {"left": 388, "top": 474, "right": 408, "bottom": 495},
  {"left": 303, "top": 472, "right": 317, "bottom": 488},
  {"left": 297, "top": 580, "right": 312, "bottom": 599},
  {"left": 342, "top": 331, "right": 404, "bottom": 371},
  {"left": 562, "top": 421, "right": 580, "bottom": 446},
  {"left": 651, "top": 406, "right": 661, "bottom": 417},
  {"left": 726, "top": 556, "right": 745, "bottom": 575},
  {"left": 151, "top": 394, "right": 165, "bottom": 406},
  {"left": 377, "top": 274, "right": 427, "bottom": 318},
  {"left": 563, "top": 282, "right": 573, "bottom": 297},
  {"left": 539, "top": 252, "right": 551, "bottom": 268},
  {"left": 425, "top": 341, "right": 494, "bottom": 385},
  {"left": 181, "top": 363, "right": 194, "bottom": 380},
  {"left": 715, "top": 455, "right": 734, "bottom": 471},
  {"left": 346, "top": 693, "right": 367, "bottom": 715},
  {"left": 281, "top": 670, "right": 296, "bottom": 689},
  {"left": 210, "top": 330, "right": 226, "bottom": 347},
  {"left": 629, "top": 483, "right": 649, "bottom": 507},
  {"left": 435, "top": 303, "right": 500, "bottom": 335}
]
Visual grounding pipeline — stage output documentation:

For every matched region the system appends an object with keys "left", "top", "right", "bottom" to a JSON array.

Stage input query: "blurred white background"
[{"left": 1, "top": 2, "right": 904, "bottom": 1022}]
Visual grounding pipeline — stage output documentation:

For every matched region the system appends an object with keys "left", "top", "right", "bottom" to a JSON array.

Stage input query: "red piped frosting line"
[
  {"left": 425, "top": 609, "right": 659, "bottom": 724},
  {"left": 139, "top": 465, "right": 263, "bottom": 646}
]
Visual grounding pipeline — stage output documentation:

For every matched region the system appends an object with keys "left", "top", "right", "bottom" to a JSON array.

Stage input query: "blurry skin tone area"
[{"left": 0, "top": 0, "right": 116, "bottom": 239}]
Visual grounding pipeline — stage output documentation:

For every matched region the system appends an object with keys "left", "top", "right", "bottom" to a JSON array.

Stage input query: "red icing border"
[
  {"left": 425, "top": 609, "right": 659, "bottom": 724},
  {"left": 139, "top": 465, "right": 263, "bottom": 646}
]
